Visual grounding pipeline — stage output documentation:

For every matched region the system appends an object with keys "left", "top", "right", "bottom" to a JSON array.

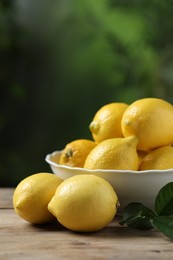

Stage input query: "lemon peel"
[
  {"left": 121, "top": 98, "right": 173, "bottom": 151},
  {"left": 13, "top": 172, "right": 63, "bottom": 224},
  {"left": 84, "top": 136, "right": 139, "bottom": 170},
  {"left": 48, "top": 174, "right": 119, "bottom": 232},
  {"left": 89, "top": 102, "right": 128, "bottom": 143}
]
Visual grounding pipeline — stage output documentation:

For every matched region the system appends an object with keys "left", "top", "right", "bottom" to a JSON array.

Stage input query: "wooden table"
[{"left": 0, "top": 188, "right": 173, "bottom": 259}]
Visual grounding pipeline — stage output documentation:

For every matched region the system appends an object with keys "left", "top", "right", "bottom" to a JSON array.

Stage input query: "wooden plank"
[
  {"left": 0, "top": 188, "right": 14, "bottom": 208},
  {"left": 0, "top": 209, "right": 173, "bottom": 260},
  {"left": 1, "top": 188, "right": 173, "bottom": 259}
]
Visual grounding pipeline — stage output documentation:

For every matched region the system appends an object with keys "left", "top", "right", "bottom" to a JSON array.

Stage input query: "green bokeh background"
[{"left": 1, "top": 0, "right": 173, "bottom": 186}]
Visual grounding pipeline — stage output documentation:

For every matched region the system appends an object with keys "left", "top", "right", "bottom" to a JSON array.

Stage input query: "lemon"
[
  {"left": 48, "top": 175, "right": 119, "bottom": 232},
  {"left": 121, "top": 98, "right": 173, "bottom": 151},
  {"left": 84, "top": 136, "right": 139, "bottom": 170},
  {"left": 139, "top": 146, "right": 173, "bottom": 170},
  {"left": 89, "top": 102, "right": 128, "bottom": 143},
  {"left": 13, "top": 173, "right": 63, "bottom": 224},
  {"left": 59, "top": 139, "right": 96, "bottom": 168}
]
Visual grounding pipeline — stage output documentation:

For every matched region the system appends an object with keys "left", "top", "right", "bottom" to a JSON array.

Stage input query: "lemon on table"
[
  {"left": 48, "top": 175, "right": 119, "bottom": 232},
  {"left": 13, "top": 173, "right": 63, "bottom": 224},
  {"left": 59, "top": 139, "right": 96, "bottom": 168},
  {"left": 84, "top": 136, "right": 139, "bottom": 170},
  {"left": 139, "top": 146, "right": 173, "bottom": 170},
  {"left": 89, "top": 102, "right": 128, "bottom": 143},
  {"left": 121, "top": 98, "right": 173, "bottom": 151}
]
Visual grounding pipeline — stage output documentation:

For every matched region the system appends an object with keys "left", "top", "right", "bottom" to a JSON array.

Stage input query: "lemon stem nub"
[
  {"left": 65, "top": 149, "right": 73, "bottom": 158},
  {"left": 117, "top": 201, "right": 120, "bottom": 209},
  {"left": 89, "top": 121, "right": 100, "bottom": 133}
]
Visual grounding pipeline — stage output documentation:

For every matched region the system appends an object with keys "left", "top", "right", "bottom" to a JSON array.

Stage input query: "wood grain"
[
  {"left": 0, "top": 188, "right": 13, "bottom": 208},
  {"left": 0, "top": 188, "right": 173, "bottom": 259}
]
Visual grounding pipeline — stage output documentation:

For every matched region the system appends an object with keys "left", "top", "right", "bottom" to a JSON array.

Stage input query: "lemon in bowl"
[{"left": 46, "top": 98, "right": 173, "bottom": 213}]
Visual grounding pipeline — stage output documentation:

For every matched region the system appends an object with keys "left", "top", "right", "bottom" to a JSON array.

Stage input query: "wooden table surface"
[{"left": 0, "top": 188, "right": 173, "bottom": 260}]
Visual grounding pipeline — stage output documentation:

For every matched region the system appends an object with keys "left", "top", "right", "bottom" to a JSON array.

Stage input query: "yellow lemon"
[
  {"left": 48, "top": 174, "right": 119, "bottom": 232},
  {"left": 13, "top": 173, "right": 63, "bottom": 224},
  {"left": 139, "top": 146, "right": 173, "bottom": 170},
  {"left": 84, "top": 136, "right": 139, "bottom": 170},
  {"left": 89, "top": 102, "right": 128, "bottom": 143},
  {"left": 121, "top": 98, "right": 173, "bottom": 151},
  {"left": 59, "top": 139, "right": 96, "bottom": 168}
]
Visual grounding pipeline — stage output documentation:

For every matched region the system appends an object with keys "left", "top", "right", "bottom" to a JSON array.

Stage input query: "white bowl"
[{"left": 45, "top": 151, "right": 173, "bottom": 213}]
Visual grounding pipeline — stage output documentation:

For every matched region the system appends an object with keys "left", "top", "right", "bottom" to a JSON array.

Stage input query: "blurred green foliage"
[{"left": 1, "top": 0, "right": 173, "bottom": 186}]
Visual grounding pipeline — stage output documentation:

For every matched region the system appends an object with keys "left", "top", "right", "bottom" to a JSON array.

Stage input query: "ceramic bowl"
[{"left": 45, "top": 151, "right": 173, "bottom": 213}]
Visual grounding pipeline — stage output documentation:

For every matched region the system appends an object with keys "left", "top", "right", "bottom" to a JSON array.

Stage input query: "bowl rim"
[{"left": 45, "top": 150, "right": 173, "bottom": 175}]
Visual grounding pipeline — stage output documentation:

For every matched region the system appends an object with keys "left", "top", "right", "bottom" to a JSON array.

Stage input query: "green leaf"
[
  {"left": 151, "top": 216, "right": 173, "bottom": 240},
  {"left": 155, "top": 182, "right": 173, "bottom": 216},
  {"left": 120, "top": 202, "right": 155, "bottom": 230}
]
